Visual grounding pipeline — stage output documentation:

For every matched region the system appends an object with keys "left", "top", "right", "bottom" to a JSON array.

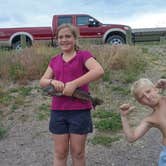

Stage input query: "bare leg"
[
  {"left": 52, "top": 134, "right": 69, "bottom": 166},
  {"left": 70, "top": 134, "right": 87, "bottom": 166}
]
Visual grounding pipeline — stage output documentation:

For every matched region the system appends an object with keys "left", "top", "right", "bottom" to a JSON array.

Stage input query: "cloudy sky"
[{"left": 1, "top": 0, "right": 166, "bottom": 29}]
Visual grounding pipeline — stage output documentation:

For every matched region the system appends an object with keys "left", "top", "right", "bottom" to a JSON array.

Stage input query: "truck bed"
[{"left": 0, "top": 26, "right": 53, "bottom": 41}]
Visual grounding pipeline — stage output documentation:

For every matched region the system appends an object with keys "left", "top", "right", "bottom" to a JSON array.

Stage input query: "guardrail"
[{"left": 132, "top": 27, "right": 166, "bottom": 43}]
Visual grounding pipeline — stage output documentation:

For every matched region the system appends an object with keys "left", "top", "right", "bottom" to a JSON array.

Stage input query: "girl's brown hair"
[{"left": 56, "top": 24, "right": 80, "bottom": 51}]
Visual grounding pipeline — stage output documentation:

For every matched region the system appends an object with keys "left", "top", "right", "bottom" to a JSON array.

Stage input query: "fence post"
[
  {"left": 20, "top": 35, "right": 26, "bottom": 48},
  {"left": 126, "top": 28, "right": 133, "bottom": 45}
]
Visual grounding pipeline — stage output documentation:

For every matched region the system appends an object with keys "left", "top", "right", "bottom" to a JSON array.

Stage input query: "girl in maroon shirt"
[{"left": 40, "top": 24, "right": 104, "bottom": 166}]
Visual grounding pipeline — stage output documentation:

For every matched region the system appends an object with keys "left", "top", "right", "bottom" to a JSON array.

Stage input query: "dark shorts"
[{"left": 49, "top": 109, "right": 93, "bottom": 134}]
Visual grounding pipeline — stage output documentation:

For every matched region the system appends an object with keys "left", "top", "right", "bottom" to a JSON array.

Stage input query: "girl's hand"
[
  {"left": 63, "top": 81, "right": 77, "bottom": 96},
  {"left": 155, "top": 79, "right": 166, "bottom": 89},
  {"left": 51, "top": 80, "right": 65, "bottom": 92},
  {"left": 119, "top": 103, "right": 135, "bottom": 117}
]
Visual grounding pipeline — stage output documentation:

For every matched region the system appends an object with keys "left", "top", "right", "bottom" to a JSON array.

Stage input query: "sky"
[{"left": 1, "top": 0, "right": 166, "bottom": 29}]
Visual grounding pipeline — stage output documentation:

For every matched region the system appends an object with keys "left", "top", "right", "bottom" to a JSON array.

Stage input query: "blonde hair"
[
  {"left": 56, "top": 23, "right": 80, "bottom": 51},
  {"left": 131, "top": 78, "right": 154, "bottom": 98}
]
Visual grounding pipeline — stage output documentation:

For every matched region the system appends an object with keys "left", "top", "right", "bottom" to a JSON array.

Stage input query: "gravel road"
[{"left": 0, "top": 118, "right": 162, "bottom": 166}]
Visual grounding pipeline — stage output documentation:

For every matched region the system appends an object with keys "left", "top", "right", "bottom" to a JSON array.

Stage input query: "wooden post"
[
  {"left": 20, "top": 35, "right": 26, "bottom": 48},
  {"left": 126, "top": 28, "right": 133, "bottom": 45}
]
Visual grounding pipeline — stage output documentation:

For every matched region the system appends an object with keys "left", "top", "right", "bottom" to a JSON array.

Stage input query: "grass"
[
  {"left": 91, "top": 104, "right": 123, "bottom": 146},
  {"left": 0, "top": 117, "right": 7, "bottom": 139},
  {"left": 8, "top": 63, "right": 25, "bottom": 80},
  {"left": 93, "top": 109, "right": 122, "bottom": 132},
  {"left": 0, "top": 86, "right": 33, "bottom": 108},
  {"left": 17, "top": 87, "right": 32, "bottom": 96},
  {"left": 0, "top": 44, "right": 146, "bottom": 84},
  {"left": 93, "top": 109, "right": 115, "bottom": 118},
  {"left": 36, "top": 103, "right": 50, "bottom": 120},
  {"left": 91, "top": 135, "right": 120, "bottom": 146},
  {"left": 94, "top": 119, "right": 122, "bottom": 132},
  {"left": 0, "top": 44, "right": 58, "bottom": 82},
  {"left": 110, "top": 85, "right": 130, "bottom": 95},
  {"left": 9, "top": 86, "right": 32, "bottom": 96},
  {"left": 0, "top": 43, "right": 165, "bottom": 146},
  {"left": 103, "top": 71, "right": 110, "bottom": 82},
  {"left": 0, "top": 89, "right": 14, "bottom": 106}
]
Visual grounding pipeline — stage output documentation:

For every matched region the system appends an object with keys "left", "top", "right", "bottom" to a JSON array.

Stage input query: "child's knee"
[
  {"left": 55, "top": 149, "right": 68, "bottom": 160},
  {"left": 71, "top": 149, "right": 85, "bottom": 159}
]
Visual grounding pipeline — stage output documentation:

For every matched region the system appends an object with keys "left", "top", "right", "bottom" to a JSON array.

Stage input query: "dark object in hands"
[{"left": 42, "top": 84, "right": 103, "bottom": 108}]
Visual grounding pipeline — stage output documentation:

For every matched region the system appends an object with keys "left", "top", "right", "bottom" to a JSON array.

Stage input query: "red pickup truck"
[{"left": 0, "top": 14, "right": 132, "bottom": 49}]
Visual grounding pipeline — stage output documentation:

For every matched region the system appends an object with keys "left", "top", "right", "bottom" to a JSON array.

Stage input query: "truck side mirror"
[{"left": 88, "top": 18, "right": 99, "bottom": 27}]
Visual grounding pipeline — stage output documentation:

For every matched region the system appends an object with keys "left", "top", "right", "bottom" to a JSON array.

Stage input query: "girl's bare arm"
[
  {"left": 39, "top": 66, "right": 64, "bottom": 92},
  {"left": 63, "top": 57, "right": 104, "bottom": 96}
]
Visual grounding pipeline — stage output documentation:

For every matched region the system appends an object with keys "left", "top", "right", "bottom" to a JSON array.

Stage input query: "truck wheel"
[
  {"left": 12, "top": 41, "right": 22, "bottom": 50},
  {"left": 106, "top": 35, "right": 125, "bottom": 45},
  {"left": 12, "top": 40, "right": 31, "bottom": 50}
]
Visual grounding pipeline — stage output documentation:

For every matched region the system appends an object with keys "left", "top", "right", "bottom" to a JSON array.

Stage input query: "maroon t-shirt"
[{"left": 49, "top": 50, "right": 93, "bottom": 110}]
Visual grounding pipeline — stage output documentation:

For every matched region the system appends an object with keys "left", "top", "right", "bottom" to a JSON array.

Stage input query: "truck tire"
[
  {"left": 12, "top": 41, "right": 22, "bottom": 50},
  {"left": 106, "top": 35, "right": 125, "bottom": 45},
  {"left": 12, "top": 40, "right": 32, "bottom": 50}
]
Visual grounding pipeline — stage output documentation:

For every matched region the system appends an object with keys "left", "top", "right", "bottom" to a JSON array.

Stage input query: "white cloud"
[
  {"left": 0, "top": 0, "right": 166, "bottom": 29},
  {"left": 129, "top": 12, "right": 166, "bottom": 28},
  {"left": 100, "top": 11, "right": 166, "bottom": 29}
]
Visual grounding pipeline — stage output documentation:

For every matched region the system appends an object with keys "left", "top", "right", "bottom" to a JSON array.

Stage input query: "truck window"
[
  {"left": 76, "top": 16, "right": 90, "bottom": 26},
  {"left": 58, "top": 16, "right": 72, "bottom": 26}
]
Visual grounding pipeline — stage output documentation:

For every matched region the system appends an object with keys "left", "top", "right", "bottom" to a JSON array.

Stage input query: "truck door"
[{"left": 76, "top": 15, "right": 103, "bottom": 38}]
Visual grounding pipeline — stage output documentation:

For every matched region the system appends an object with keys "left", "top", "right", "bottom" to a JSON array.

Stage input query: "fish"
[{"left": 42, "top": 84, "right": 103, "bottom": 108}]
